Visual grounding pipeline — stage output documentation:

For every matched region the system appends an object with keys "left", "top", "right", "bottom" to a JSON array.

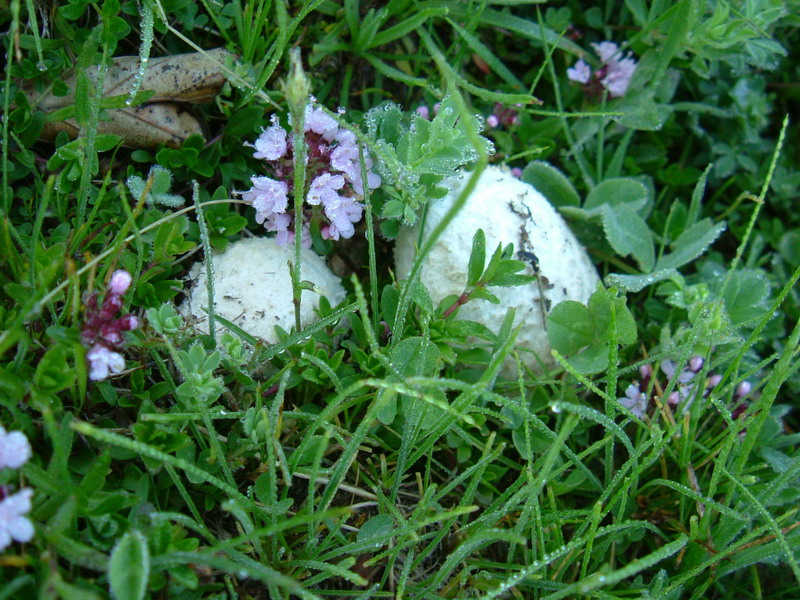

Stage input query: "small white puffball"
[
  {"left": 181, "top": 236, "right": 346, "bottom": 344},
  {"left": 394, "top": 166, "right": 600, "bottom": 372}
]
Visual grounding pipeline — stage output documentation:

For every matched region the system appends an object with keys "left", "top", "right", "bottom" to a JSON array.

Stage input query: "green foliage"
[
  {"left": 126, "top": 165, "right": 184, "bottom": 208},
  {"left": 108, "top": 530, "right": 150, "bottom": 600},
  {"left": 364, "top": 95, "right": 493, "bottom": 234},
  {"left": 1, "top": 0, "right": 798, "bottom": 598},
  {"left": 548, "top": 287, "right": 638, "bottom": 375}
]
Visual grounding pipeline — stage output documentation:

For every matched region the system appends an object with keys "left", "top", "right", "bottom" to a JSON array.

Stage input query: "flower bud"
[
  {"left": 109, "top": 270, "right": 132, "bottom": 295},
  {"left": 689, "top": 356, "right": 704, "bottom": 372},
  {"left": 285, "top": 48, "right": 311, "bottom": 121}
]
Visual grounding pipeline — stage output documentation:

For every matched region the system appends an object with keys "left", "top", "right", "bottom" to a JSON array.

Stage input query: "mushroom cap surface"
[
  {"left": 181, "top": 236, "right": 346, "bottom": 344},
  {"left": 394, "top": 166, "right": 600, "bottom": 371}
]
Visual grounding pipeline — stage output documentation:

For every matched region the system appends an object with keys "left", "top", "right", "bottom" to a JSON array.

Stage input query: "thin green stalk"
[
  {"left": 77, "top": 38, "right": 108, "bottom": 227},
  {"left": 2, "top": 0, "right": 20, "bottom": 214},
  {"left": 194, "top": 182, "right": 216, "bottom": 345},
  {"left": 286, "top": 48, "right": 309, "bottom": 332},
  {"left": 359, "top": 143, "right": 380, "bottom": 333},
  {"left": 29, "top": 176, "right": 53, "bottom": 290}
]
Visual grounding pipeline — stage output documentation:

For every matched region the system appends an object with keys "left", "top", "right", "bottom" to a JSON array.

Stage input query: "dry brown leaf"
[
  {"left": 43, "top": 103, "right": 205, "bottom": 149},
  {"left": 23, "top": 48, "right": 233, "bottom": 148}
]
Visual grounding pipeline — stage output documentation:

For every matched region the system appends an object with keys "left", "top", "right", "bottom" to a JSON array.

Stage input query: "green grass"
[{"left": 1, "top": 1, "right": 799, "bottom": 599}]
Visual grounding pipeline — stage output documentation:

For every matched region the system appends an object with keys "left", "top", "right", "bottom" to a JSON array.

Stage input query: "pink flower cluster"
[
  {"left": 0, "top": 423, "right": 33, "bottom": 552},
  {"left": 486, "top": 103, "right": 521, "bottom": 129},
  {"left": 241, "top": 103, "right": 381, "bottom": 247},
  {"left": 81, "top": 270, "right": 139, "bottom": 381},
  {"left": 567, "top": 41, "right": 637, "bottom": 99},
  {"left": 618, "top": 356, "right": 752, "bottom": 419}
]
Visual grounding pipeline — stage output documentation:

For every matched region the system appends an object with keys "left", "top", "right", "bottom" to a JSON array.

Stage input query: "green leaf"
[
  {"left": 655, "top": 219, "right": 726, "bottom": 271},
  {"left": 546, "top": 301, "right": 594, "bottom": 355},
  {"left": 467, "top": 229, "right": 486, "bottom": 286},
  {"left": 447, "top": 18, "right": 524, "bottom": 89},
  {"left": 370, "top": 8, "right": 447, "bottom": 49},
  {"left": 604, "top": 269, "right": 680, "bottom": 293},
  {"left": 75, "top": 72, "right": 91, "bottom": 125},
  {"left": 382, "top": 199, "right": 405, "bottom": 219},
  {"left": 391, "top": 336, "right": 443, "bottom": 428},
  {"left": 566, "top": 343, "right": 610, "bottom": 375},
  {"left": 687, "top": 164, "right": 711, "bottom": 226},
  {"left": 381, "top": 284, "right": 400, "bottom": 330},
  {"left": 521, "top": 161, "right": 581, "bottom": 208},
  {"left": 95, "top": 134, "right": 121, "bottom": 152},
  {"left": 588, "top": 288, "right": 637, "bottom": 347},
  {"left": 722, "top": 269, "right": 771, "bottom": 325},
  {"left": 601, "top": 204, "right": 655, "bottom": 271},
  {"left": 653, "top": 0, "right": 693, "bottom": 89},
  {"left": 34, "top": 346, "right": 75, "bottom": 393},
  {"left": 584, "top": 178, "right": 649, "bottom": 212},
  {"left": 108, "top": 530, "right": 150, "bottom": 600},
  {"left": 356, "top": 514, "right": 394, "bottom": 544},
  {"left": 617, "top": 89, "right": 670, "bottom": 131}
]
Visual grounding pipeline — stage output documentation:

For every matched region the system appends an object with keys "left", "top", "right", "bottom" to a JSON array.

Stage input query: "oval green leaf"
[{"left": 109, "top": 530, "right": 150, "bottom": 600}]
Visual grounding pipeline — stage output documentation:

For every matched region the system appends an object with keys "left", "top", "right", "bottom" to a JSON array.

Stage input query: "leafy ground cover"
[{"left": 1, "top": 1, "right": 799, "bottom": 598}]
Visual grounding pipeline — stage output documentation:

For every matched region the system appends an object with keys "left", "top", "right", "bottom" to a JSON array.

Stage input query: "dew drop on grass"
[{"left": 36, "top": 61, "right": 47, "bottom": 72}]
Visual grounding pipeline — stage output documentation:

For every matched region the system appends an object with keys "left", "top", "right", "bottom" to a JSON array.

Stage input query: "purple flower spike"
[
  {"left": 241, "top": 101, "right": 382, "bottom": 247},
  {"left": 323, "top": 195, "right": 363, "bottom": 240},
  {"left": 689, "top": 356, "right": 705, "bottom": 373},
  {"left": 567, "top": 59, "right": 591, "bottom": 84},
  {"left": 304, "top": 105, "right": 339, "bottom": 141},
  {"left": 109, "top": 270, "right": 132, "bottom": 295},
  {"left": 86, "top": 345, "right": 126, "bottom": 381},
  {"left": 591, "top": 41, "right": 620, "bottom": 63},
  {"left": 81, "top": 270, "right": 138, "bottom": 381},
  {"left": 416, "top": 105, "right": 430, "bottom": 120},
  {"left": 567, "top": 41, "right": 637, "bottom": 99},
  {"left": 251, "top": 115, "right": 288, "bottom": 161},
  {"left": 307, "top": 173, "right": 345, "bottom": 206},
  {"left": 243, "top": 176, "right": 289, "bottom": 225},
  {"left": 601, "top": 55, "right": 637, "bottom": 98},
  {"left": 619, "top": 383, "right": 648, "bottom": 418}
]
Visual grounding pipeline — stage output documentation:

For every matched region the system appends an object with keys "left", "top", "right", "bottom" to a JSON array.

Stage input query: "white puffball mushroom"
[
  {"left": 181, "top": 236, "right": 346, "bottom": 344},
  {"left": 394, "top": 165, "right": 600, "bottom": 372}
]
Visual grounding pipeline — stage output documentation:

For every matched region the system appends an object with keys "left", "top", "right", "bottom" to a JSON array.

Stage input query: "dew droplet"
[{"left": 36, "top": 61, "right": 47, "bottom": 72}]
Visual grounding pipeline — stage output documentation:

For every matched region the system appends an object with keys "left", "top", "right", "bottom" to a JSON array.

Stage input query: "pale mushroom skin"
[
  {"left": 181, "top": 236, "right": 346, "bottom": 344},
  {"left": 394, "top": 166, "right": 600, "bottom": 371}
]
